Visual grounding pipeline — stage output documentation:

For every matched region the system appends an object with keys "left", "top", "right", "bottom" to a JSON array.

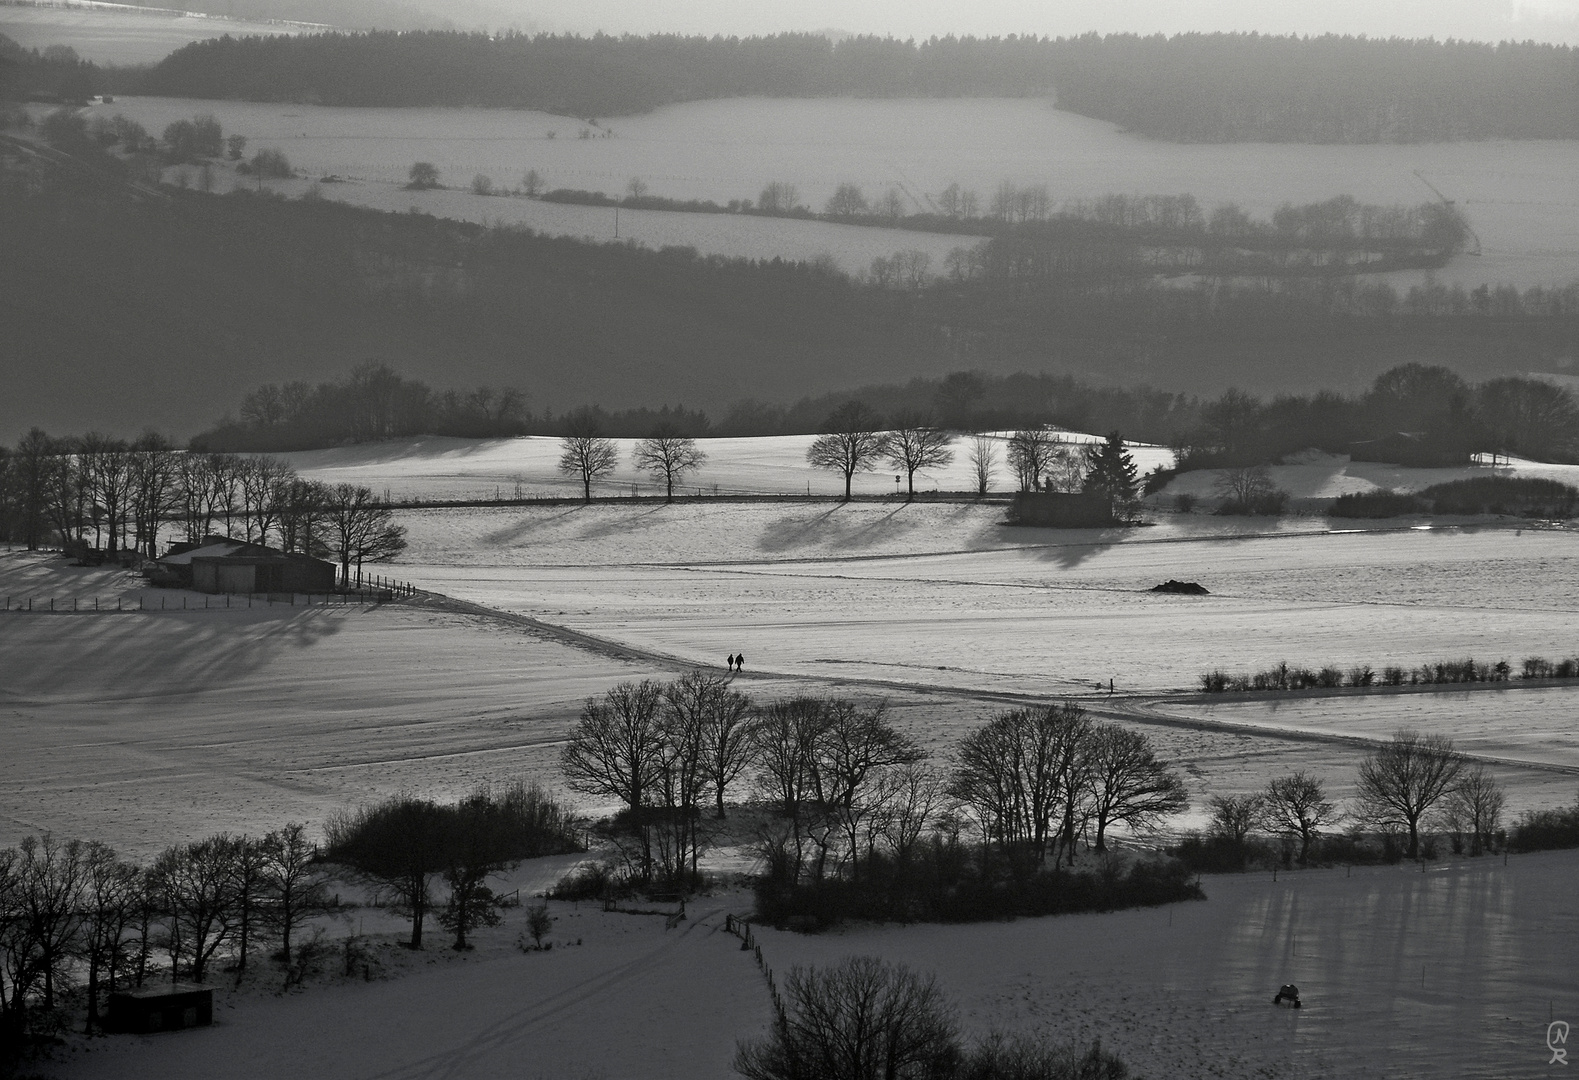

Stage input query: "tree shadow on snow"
[{"left": 755, "top": 503, "right": 914, "bottom": 555}]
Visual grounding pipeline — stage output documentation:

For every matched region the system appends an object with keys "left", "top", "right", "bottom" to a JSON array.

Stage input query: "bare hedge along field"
[{"left": 86, "top": 94, "right": 1579, "bottom": 287}]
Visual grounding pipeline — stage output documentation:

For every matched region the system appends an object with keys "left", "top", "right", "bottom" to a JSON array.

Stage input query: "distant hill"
[
  {"left": 3, "top": 148, "right": 1577, "bottom": 443},
  {"left": 138, "top": 30, "right": 1579, "bottom": 142}
]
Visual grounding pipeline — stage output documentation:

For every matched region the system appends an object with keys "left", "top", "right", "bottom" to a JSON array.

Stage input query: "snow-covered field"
[
  {"left": 81, "top": 95, "right": 1579, "bottom": 288},
  {"left": 0, "top": 6, "right": 311, "bottom": 65},
  {"left": 38, "top": 857, "right": 1579, "bottom": 1080},
  {"left": 392, "top": 500, "right": 1579, "bottom": 693},
  {"left": 9, "top": 480, "right": 1579, "bottom": 1079}
]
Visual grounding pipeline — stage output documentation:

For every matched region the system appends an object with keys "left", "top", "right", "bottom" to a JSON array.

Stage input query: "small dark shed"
[{"left": 104, "top": 983, "right": 213, "bottom": 1034}]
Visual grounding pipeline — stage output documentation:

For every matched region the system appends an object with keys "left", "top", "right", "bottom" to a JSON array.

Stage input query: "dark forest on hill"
[
  {"left": 118, "top": 31, "right": 1579, "bottom": 143},
  {"left": 4, "top": 136, "right": 1579, "bottom": 444}
]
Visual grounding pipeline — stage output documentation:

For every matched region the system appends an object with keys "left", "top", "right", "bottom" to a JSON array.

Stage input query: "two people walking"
[{"left": 726, "top": 652, "right": 745, "bottom": 673}]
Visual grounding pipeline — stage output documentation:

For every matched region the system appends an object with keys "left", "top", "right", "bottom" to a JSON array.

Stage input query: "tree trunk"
[{"left": 844, "top": 471, "right": 853, "bottom": 500}]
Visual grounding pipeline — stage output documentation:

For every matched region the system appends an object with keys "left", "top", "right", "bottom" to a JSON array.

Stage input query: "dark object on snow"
[
  {"left": 1151, "top": 580, "right": 1209, "bottom": 595},
  {"left": 104, "top": 983, "right": 213, "bottom": 1033},
  {"left": 1272, "top": 984, "right": 1302, "bottom": 1008},
  {"left": 1006, "top": 491, "right": 1120, "bottom": 528}
]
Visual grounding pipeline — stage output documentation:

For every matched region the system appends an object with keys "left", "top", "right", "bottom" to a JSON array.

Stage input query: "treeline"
[
  {"left": 1167, "top": 364, "right": 1579, "bottom": 468},
  {"left": 1330, "top": 476, "right": 1579, "bottom": 518},
  {"left": 0, "top": 431, "right": 407, "bottom": 586},
  {"left": 0, "top": 36, "right": 97, "bottom": 105},
  {"left": 0, "top": 783, "right": 580, "bottom": 1068},
  {"left": 1174, "top": 733, "right": 1579, "bottom": 875},
  {"left": 134, "top": 31, "right": 1579, "bottom": 143},
  {"left": 530, "top": 181, "right": 1467, "bottom": 278},
  {"left": 557, "top": 676, "right": 1196, "bottom": 926},
  {"left": 1199, "top": 654, "right": 1579, "bottom": 693}
]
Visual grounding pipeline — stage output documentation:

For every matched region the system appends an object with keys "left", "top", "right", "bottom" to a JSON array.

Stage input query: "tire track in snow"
[{"left": 357, "top": 906, "right": 731, "bottom": 1080}]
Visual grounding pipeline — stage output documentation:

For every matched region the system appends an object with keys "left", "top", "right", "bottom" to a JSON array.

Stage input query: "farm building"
[
  {"left": 151, "top": 536, "right": 336, "bottom": 594},
  {"left": 103, "top": 983, "right": 213, "bottom": 1034}
]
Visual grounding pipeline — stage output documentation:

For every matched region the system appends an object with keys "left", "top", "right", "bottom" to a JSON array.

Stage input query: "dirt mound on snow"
[{"left": 1151, "top": 579, "right": 1209, "bottom": 594}]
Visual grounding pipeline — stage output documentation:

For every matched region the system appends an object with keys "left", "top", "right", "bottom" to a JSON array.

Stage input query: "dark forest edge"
[
  {"left": 191, "top": 361, "right": 1579, "bottom": 474},
  {"left": 10, "top": 30, "right": 1579, "bottom": 144}
]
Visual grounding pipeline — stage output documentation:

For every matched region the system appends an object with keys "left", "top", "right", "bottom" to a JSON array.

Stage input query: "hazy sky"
[{"left": 477, "top": 0, "right": 1579, "bottom": 42}]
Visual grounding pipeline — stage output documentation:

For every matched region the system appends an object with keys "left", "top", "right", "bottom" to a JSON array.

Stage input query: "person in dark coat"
[
  {"left": 735, "top": 653, "right": 744, "bottom": 672},
  {"left": 726, "top": 653, "right": 736, "bottom": 671}
]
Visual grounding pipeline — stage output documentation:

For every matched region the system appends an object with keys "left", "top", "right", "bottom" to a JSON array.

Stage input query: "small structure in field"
[
  {"left": 150, "top": 535, "right": 336, "bottom": 594},
  {"left": 103, "top": 983, "right": 213, "bottom": 1033},
  {"left": 1151, "top": 579, "right": 1210, "bottom": 595}
]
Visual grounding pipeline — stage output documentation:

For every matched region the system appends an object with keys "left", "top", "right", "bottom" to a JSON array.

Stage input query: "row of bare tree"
[
  {"left": 560, "top": 676, "right": 1189, "bottom": 891},
  {"left": 0, "top": 430, "right": 406, "bottom": 587},
  {"left": 1204, "top": 730, "right": 1505, "bottom": 865},
  {"left": 0, "top": 824, "right": 327, "bottom": 1057}
]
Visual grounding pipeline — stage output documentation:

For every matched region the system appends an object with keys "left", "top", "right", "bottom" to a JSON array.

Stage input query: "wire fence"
[{"left": 3, "top": 583, "right": 421, "bottom": 613}]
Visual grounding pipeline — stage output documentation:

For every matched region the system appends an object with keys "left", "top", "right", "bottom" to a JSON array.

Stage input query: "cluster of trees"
[
  {"left": 0, "top": 782, "right": 580, "bottom": 1066},
  {"left": 562, "top": 679, "right": 1191, "bottom": 922},
  {"left": 0, "top": 431, "right": 406, "bottom": 587},
  {"left": 0, "top": 824, "right": 330, "bottom": 1064},
  {"left": 135, "top": 31, "right": 1579, "bottom": 144},
  {"left": 1186, "top": 731, "right": 1503, "bottom": 874},
  {"left": 27, "top": 106, "right": 289, "bottom": 187},
  {"left": 1171, "top": 365, "right": 1579, "bottom": 468},
  {"left": 197, "top": 363, "right": 533, "bottom": 453},
  {"left": 555, "top": 411, "right": 708, "bottom": 501},
  {"left": 324, "top": 783, "right": 582, "bottom": 951},
  {"left": 737, "top": 956, "right": 1130, "bottom": 1080}
]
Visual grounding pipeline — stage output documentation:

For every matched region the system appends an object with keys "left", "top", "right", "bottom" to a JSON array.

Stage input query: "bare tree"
[
  {"left": 757, "top": 180, "right": 801, "bottom": 213},
  {"left": 438, "top": 795, "right": 512, "bottom": 950},
  {"left": 322, "top": 484, "right": 407, "bottom": 588},
  {"left": 1357, "top": 730, "right": 1465, "bottom": 859},
  {"left": 15, "top": 835, "right": 86, "bottom": 1010},
  {"left": 325, "top": 797, "right": 446, "bottom": 949},
  {"left": 1207, "top": 793, "right": 1265, "bottom": 844},
  {"left": 558, "top": 410, "right": 619, "bottom": 502},
  {"left": 824, "top": 183, "right": 867, "bottom": 218},
  {"left": 806, "top": 401, "right": 888, "bottom": 500},
  {"left": 968, "top": 435, "right": 998, "bottom": 495},
  {"left": 883, "top": 415, "right": 955, "bottom": 500},
  {"left": 665, "top": 672, "right": 752, "bottom": 818},
  {"left": 521, "top": 168, "right": 543, "bottom": 196},
  {"left": 1442, "top": 765, "right": 1504, "bottom": 856},
  {"left": 560, "top": 681, "right": 666, "bottom": 879},
  {"left": 1213, "top": 465, "right": 1279, "bottom": 512},
  {"left": 1006, "top": 429, "right": 1059, "bottom": 491},
  {"left": 260, "top": 823, "right": 329, "bottom": 972},
  {"left": 1084, "top": 725, "right": 1189, "bottom": 851},
  {"left": 735, "top": 957, "right": 959, "bottom": 1080},
  {"left": 152, "top": 834, "right": 243, "bottom": 983},
  {"left": 78, "top": 841, "right": 140, "bottom": 1034},
  {"left": 632, "top": 429, "right": 706, "bottom": 501},
  {"left": 949, "top": 703, "right": 1091, "bottom": 872},
  {"left": 818, "top": 701, "right": 923, "bottom": 882},
  {"left": 1262, "top": 771, "right": 1338, "bottom": 864}
]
